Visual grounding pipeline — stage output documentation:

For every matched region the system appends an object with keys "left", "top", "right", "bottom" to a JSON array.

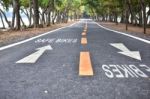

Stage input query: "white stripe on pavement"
[
  {"left": 95, "top": 22, "right": 150, "bottom": 44},
  {"left": 0, "top": 21, "right": 79, "bottom": 51}
]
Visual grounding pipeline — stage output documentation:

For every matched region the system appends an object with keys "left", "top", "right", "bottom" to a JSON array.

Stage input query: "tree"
[
  {"left": 15, "top": 0, "right": 21, "bottom": 30},
  {"left": 140, "top": 0, "right": 146, "bottom": 34},
  {"left": 0, "top": 0, "right": 11, "bottom": 28},
  {"left": 32, "top": 0, "right": 39, "bottom": 28}
]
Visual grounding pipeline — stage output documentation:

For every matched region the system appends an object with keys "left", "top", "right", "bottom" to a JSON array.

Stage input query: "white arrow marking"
[
  {"left": 16, "top": 45, "right": 53, "bottom": 63},
  {"left": 110, "top": 43, "right": 141, "bottom": 61}
]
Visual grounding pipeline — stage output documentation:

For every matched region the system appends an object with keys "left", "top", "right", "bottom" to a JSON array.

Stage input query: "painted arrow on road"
[
  {"left": 16, "top": 45, "right": 53, "bottom": 63},
  {"left": 110, "top": 43, "right": 141, "bottom": 61}
]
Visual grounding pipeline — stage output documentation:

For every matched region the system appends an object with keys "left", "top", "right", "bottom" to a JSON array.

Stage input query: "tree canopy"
[{"left": 0, "top": 0, "right": 150, "bottom": 33}]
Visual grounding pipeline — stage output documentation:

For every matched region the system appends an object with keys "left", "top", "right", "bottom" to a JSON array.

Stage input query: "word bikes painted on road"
[
  {"left": 102, "top": 64, "right": 150, "bottom": 78},
  {"left": 35, "top": 38, "right": 78, "bottom": 44}
]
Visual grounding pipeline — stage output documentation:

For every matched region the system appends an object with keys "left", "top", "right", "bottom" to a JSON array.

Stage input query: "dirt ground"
[
  {"left": 1, "top": 21, "right": 149, "bottom": 47},
  {"left": 0, "top": 21, "right": 76, "bottom": 47},
  {"left": 99, "top": 22, "right": 150, "bottom": 39}
]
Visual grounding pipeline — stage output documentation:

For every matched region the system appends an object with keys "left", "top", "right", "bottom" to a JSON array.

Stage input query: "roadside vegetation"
[
  {"left": 0, "top": 0, "right": 84, "bottom": 46},
  {"left": 83, "top": 0, "right": 150, "bottom": 34},
  {"left": 0, "top": 0, "right": 82, "bottom": 30},
  {"left": 0, "top": 0, "right": 150, "bottom": 34}
]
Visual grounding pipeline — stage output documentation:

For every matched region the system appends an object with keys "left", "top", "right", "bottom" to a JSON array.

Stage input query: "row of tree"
[
  {"left": 83, "top": 0, "right": 150, "bottom": 34},
  {"left": 0, "top": 0, "right": 82, "bottom": 30},
  {"left": 1, "top": 0, "right": 150, "bottom": 33}
]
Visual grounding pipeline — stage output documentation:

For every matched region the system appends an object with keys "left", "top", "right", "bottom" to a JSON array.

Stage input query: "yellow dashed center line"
[
  {"left": 81, "top": 37, "right": 87, "bottom": 45},
  {"left": 83, "top": 29, "right": 87, "bottom": 32},
  {"left": 79, "top": 52, "right": 93, "bottom": 76},
  {"left": 84, "top": 26, "right": 87, "bottom": 30},
  {"left": 82, "top": 32, "right": 86, "bottom": 36},
  {"left": 79, "top": 23, "right": 94, "bottom": 76}
]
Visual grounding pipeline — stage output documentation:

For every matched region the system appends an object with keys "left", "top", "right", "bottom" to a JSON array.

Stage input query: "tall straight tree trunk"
[
  {"left": 127, "top": 0, "right": 134, "bottom": 24},
  {"left": 114, "top": 12, "right": 118, "bottom": 25},
  {"left": 47, "top": 4, "right": 51, "bottom": 26},
  {"left": 125, "top": 0, "right": 128, "bottom": 30},
  {"left": 42, "top": 10, "right": 45, "bottom": 26},
  {"left": 47, "top": 11, "right": 51, "bottom": 26},
  {"left": 11, "top": 6, "right": 15, "bottom": 29},
  {"left": 139, "top": 9, "right": 142, "bottom": 26},
  {"left": 140, "top": 0, "right": 146, "bottom": 34},
  {"left": 29, "top": 0, "right": 32, "bottom": 27},
  {"left": 120, "top": 0, "right": 126, "bottom": 23},
  {"left": 52, "top": 11, "right": 55, "bottom": 24},
  {"left": 56, "top": 11, "right": 61, "bottom": 23},
  {"left": 32, "top": 0, "right": 39, "bottom": 28},
  {"left": 120, "top": 12, "right": 125, "bottom": 23},
  {"left": 15, "top": 0, "right": 21, "bottom": 30}
]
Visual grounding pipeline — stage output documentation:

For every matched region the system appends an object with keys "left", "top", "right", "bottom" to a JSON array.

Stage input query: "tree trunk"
[
  {"left": 42, "top": 9, "right": 46, "bottom": 26},
  {"left": 47, "top": 5, "right": 51, "bottom": 26},
  {"left": 32, "top": 0, "right": 39, "bottom": 28},
  {"left": 127, "top": 0, "right": 134, "bottom": 24},
  {"left": 0, "top": 9, "right": 11, "bottom": 28},
  {"left": 39, "top": 12, "right": 42, "bottom": 25},
  {"left": 52, "top": 11, "right": 56, "bottom": 24},
  {"left": 11, "top": 6, "right": 15, "bottom": 29},
  {"left": 15, "top": 0, "right": 21, "bottom": 30},
  {"left": 120, "top": 12, "right": 125, "bottom": 23},
  {"left": 120, "top": 0, "right": 126, "bottom": 23},
  {"left": 125, "top": 0, "right": 128, "bottom": 30},
  {"left": 113, "top": 12, "right": 118, "bottom": 25},
  {"left": 29, "top": 0, "right": 32, "bottom": 27},
  {"left": 139, "top": 9, "right": 142, "bottom": 26},
  {"left": 47, "top": 11, "right": 51, "bottom": 26},
  {"left": 140, "top": 0, "right": 146, "bottom": 34},
  {"left": 21, "top": 9, "right": 30, "bottom": 27},
  {"left": 0, "top": 13, "right": 5, "bottom": 28},
  {"left": 56, "top": 11, "right": 61, "bottom": 23}
]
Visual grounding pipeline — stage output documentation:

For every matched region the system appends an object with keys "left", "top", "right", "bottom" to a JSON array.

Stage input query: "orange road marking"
[
  {"left": 79, "top": 52, "right": 93, "bottom": 76},
  {"left": 84, "top": 26, "right": 87, "bottom": 30},
  {"left": 81, "top": 37, "right": 87, "bottom": 45},
  {"left": 82, "top": 32, "right": 86, "bottom": 36},
  {"left": 83, "top": 25, "right": 87, "bottom": 32},
  {"left": 83, "top": 29, "right": 87, "bottom": 32}
]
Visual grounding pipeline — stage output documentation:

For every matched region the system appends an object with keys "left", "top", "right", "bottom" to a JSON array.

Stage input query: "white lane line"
[
  {"left": 95, "top": 22, "right": 150, "bottom": 44},
  {"left": 16, "top": 45, "right": 53, "bottom": 63},
  {"left": 110, "top": 43, "right": 141, "bottom": 61},
  {"left": 0, "top": 21, "right": 79, "bottom": 51},
  {"left": 69, "top": 21, "right": 79, "bottom": 27}
]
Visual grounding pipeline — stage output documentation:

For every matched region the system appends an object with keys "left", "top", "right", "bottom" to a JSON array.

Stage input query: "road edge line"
[
  {"left": 95, "top": 22, "right": 150, "bottom": 44},
  {"left": 0, "top": 21, "right": 79, "bottom": 51}
]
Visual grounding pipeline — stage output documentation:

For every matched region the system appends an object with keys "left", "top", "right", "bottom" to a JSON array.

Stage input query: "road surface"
[{"left": 0, "top": 19, "right": 150, "bottom": 99}]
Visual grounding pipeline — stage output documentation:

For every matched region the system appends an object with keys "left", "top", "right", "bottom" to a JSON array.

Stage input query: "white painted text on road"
[
  {"left": 102, "top": 64, "right": 150, "bottom": 78},
  {"left": 35, "top": 38, "right": 78, "bottom": 44}
]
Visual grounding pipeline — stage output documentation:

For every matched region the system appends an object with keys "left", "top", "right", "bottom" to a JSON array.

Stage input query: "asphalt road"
[{"left": 0, "top": 19, "right": 150, "bottom": 99}]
